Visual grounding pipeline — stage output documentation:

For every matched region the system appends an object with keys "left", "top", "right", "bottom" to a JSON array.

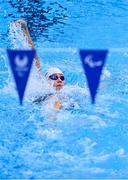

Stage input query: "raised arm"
[{"left": 14, "top": 20, "right": 42, "bottom": 74}]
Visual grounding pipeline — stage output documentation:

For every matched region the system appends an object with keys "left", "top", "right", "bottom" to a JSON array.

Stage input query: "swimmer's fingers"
[
  {"left": 13, "top": 20, "right": 28, "bottom": 29},
  {"left": 14, "top": 20, "right": 27, "bottom": 25},
  {"left": 54, "top": 101, "right": 62, "bottom": 110}
]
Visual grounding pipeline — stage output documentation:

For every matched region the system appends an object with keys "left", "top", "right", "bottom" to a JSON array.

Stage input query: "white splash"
[{"left": 8, "top": 22, "right": 31, "bottom": 49}]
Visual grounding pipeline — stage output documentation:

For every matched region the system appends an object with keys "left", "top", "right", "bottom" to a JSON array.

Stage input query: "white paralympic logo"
[
  {"left": 84, "top": 55, "right": 102, "bottom": 68},
  {"left": 14, "top": 55, "right": 29, "bottom": 77}
]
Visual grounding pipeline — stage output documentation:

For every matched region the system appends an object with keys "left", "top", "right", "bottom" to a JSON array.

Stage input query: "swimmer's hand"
[
  {"left": 13, "top": 19, "right": 35, "bottom": 49},
  {"left": 14, "top": 20, "right": 28, "bottom": 29},
  {"left": 54, "top": 101, "right": 62, "bottom": 110}
]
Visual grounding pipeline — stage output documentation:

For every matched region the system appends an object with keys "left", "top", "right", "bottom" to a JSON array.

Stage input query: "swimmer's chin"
[{"left": 55, "top": 85, "right": 64, "bottom": 90}]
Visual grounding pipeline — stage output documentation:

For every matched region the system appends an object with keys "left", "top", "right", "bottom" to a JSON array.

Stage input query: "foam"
[{"left": 9, "top": 22, "right": 31, "bottom": 49}]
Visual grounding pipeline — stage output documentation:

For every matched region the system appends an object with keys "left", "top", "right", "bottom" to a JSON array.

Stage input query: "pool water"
[{"left": 0, "top": 0, "right": 128, "bottom": 179}]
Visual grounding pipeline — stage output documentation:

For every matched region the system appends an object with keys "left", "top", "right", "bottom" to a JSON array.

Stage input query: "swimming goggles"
[{"left": 49, "top": 74, "right": 65, "bottom": 81}]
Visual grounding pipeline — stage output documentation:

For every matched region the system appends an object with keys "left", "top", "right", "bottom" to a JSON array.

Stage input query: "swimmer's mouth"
[
  {"left": 56, "top": 84, "right": 63, "bottom": 87},
  {"left": 56, "top": 82, "right": 63, "bottom": 85}
]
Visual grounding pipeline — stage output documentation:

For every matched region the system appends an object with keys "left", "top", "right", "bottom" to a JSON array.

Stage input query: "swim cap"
[{"left": 45, "top": 67, "right": 63, "bottom": 80}]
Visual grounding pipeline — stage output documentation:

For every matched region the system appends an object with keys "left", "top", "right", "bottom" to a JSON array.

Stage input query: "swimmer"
[
  {"left": 39, "top": 67, "right": 65, "bottom": 109},
  {"left": 14, "top": 20, "right": 66, "bottom": 110}
]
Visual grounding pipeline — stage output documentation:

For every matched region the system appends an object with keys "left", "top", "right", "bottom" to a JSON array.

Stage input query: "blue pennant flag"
[
  {"left": 79, "top": 50, "right": 108, "bottom": 104},
  {"left": 7, "top": 49, "right": 35, "bottom": 105}
]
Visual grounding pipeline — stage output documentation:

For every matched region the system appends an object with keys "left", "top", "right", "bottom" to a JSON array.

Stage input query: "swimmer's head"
[{"left": 45, "top": 67, "right": 65, "bottom": 90}]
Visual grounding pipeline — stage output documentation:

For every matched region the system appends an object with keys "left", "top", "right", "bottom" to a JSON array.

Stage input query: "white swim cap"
[{"left": 45, "top": 67, "right": 63, "bottom": 80}]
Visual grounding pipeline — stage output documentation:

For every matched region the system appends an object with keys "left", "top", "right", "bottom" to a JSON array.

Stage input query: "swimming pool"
[{"left": 1, "top": 0, "right": 128, "bottom": 179}]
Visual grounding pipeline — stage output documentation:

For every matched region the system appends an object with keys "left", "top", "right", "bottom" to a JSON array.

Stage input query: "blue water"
[{"left": 1, "top": 0, "right": 128, "bottom": 179}]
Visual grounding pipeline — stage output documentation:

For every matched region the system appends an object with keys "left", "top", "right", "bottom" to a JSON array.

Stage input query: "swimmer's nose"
[{"left": 57, "top": 77, "right": 63, "bottom": 82}]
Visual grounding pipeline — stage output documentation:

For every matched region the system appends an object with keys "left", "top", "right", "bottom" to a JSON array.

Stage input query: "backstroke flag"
[
  {"left": 7, "top": 49, "right": 35, "bottom": 105},
  {"left": 79, "top": 50, "right": 108, "bottom": 104}
]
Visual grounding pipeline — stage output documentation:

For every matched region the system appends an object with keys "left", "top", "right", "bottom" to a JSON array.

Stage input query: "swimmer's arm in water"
[
  {"left": 33, "top": 94, "right": 62, "bottom": 110},
  {"left": 14, "top": 20, "right": 42, "bottom": 74}
]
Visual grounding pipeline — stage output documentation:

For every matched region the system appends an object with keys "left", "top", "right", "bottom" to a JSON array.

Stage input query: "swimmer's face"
[{"left": 48, "top": 73, "right": 65, "bottom": 90}]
